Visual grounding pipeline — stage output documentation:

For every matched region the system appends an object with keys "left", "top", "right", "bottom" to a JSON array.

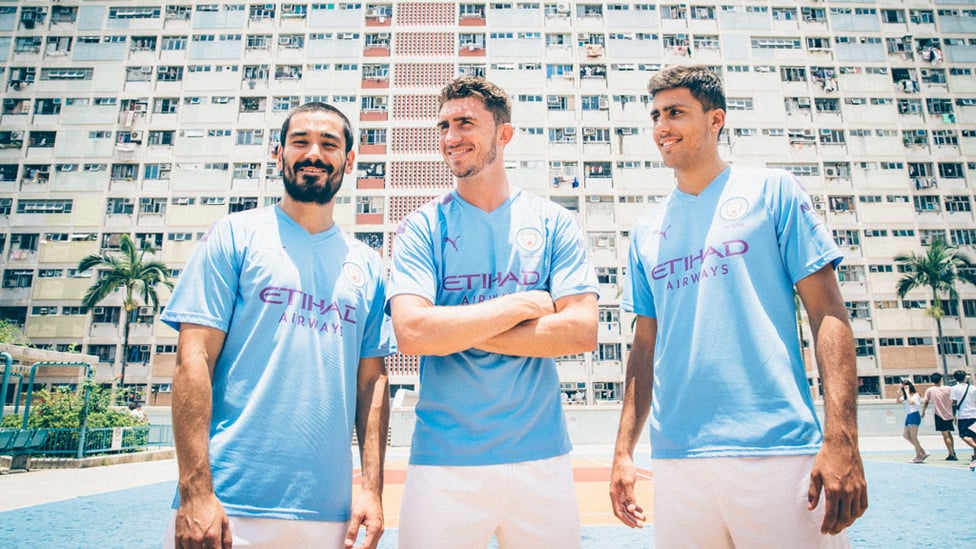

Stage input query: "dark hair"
[
  {"left": 953, "top": 369, "right": 968, "bottom": 383},
  {"left": 438, "top": 76, "right": 511, "bottom": 126},
  {"left": 279, "top": 102, "right": 354, "bottom": 154},
  {"left": 646, "top": 65, "right": 727, "bottom": 113},
  {"left": 931, "top": 372, "right": 942, "bottom": 383},
  {"left": 902, "top": 380, "right": 917, "bottom": 394}
]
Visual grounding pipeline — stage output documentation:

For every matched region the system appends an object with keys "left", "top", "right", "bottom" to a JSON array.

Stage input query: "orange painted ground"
[{"left": 354, "top": 457, "right": 655, "bottom": 527}]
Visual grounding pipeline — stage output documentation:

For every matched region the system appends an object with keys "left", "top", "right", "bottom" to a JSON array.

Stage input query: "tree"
[
  {"left": 77, "top": 234, "right": 173, "bottom": 396},
  {"left": 0, "top": 318, "right": 29, "bottom": 345},
  {"left": 895, "top": 238, "right": 976, "bottom": 376}
]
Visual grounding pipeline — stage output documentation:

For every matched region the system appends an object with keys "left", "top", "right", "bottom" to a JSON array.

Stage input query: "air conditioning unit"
[
  {"left": 824, "top": 166, "right": 838, "bottom": 177},
  {"left": 583, "top": 128, "right": 596, "bottom": 136},
  {"left": 92, "top": 307, "right": 105, "bottom": 315},
  {"left": 564, "top": 127, "right": 576, "bottom": 135},
  {"left": 278, "top": 36, "right": 292, "bottom": 45},
  {"left": 617, "top": 128, "right": 635, "bottom": 135},
  {"left": 812, "top": 195, "right": 825, "bottom": 203},
  {"left": 130, "top": 131, "right": 142, "bottom": 141},
  {"left": 138, "top": 306, "right": 153, "bottom": 315},
  {"left": 10, "top": 131, "right": 24, "bottom": 140},
  {"left": 556, "top": 2, "right": 571, "bottom": 14},
  {"left": 547, "top": 96, "right": 561, "bottom": 105},
  {"left": 598, "top": 98, "right": 610, "bottom": 109}
]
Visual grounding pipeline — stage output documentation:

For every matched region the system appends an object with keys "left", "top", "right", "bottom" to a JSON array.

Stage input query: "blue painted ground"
[{"left": 1, "top": 457, "right": 972, "bottom": 548}]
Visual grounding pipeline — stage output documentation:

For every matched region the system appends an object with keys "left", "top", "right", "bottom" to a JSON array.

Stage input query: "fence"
[{"left": 1, "top": 425, "right": 173, "bottom": 458}]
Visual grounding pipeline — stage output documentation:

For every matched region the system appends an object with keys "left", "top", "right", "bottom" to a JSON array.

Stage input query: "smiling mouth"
[
  {"left": 447, "top": 146, "right": 473, "bottom": 158},
  {"left": 658, "top": 137, "right": 680, "bottom": 151}
]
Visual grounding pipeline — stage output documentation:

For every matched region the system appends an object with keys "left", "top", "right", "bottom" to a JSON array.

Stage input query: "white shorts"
[
  {"left": 163, "top": 511, "right": 349, "bottom": 548},
  {"left": 653, "top": 455, "right": 850, "bottom": 549},
  {"left": 398, "top": 454, "right": 581, "bottom": 549}
]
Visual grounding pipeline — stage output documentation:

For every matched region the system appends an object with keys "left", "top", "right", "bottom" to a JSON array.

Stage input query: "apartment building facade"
[{"left": 1, "top": 1, "right": 975, "bottom": 405}]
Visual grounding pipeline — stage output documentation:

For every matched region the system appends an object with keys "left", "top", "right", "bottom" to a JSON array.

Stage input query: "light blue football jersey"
[
  {"left": 624, "top": 166, "right": 842, "bottom": 459},
  {"left": 389, "top": 188, "right": 599, "bottom": 466},
  {"left": 161, "top": 205, "right": 393, "bottom": 521}
]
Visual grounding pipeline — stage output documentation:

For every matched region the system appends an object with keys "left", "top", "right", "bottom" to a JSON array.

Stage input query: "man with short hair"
[
  {"left": 949, "top": 369, "right": 976, "bottom": 470},
  {"left": 388, "top": 76, "right": 599, "bottom": 549},
  {"left": 162, "top": 102, "right": 392, "bottom": 549},
  {"left": 610, "top": 65, "right": 867, "bottom": 547},
  {"left": 921, "top": 372, "right": 957, "bottom": 460}
]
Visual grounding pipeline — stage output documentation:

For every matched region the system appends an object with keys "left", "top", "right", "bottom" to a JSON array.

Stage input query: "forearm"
[
  {"left": 476, "top": 293, "right": 598, "bottom": 357},
  {"left": 614, "top": 316, "right": 656, "bottom": 459},
  {"left": 171, "top": 325, "right": 225, "bottom": 502},
  {"left": 172, "top": 358, "right": 216, "bottom": 500},
  {"left": 356, "top": 358, "right": 390, "bottom": 497},
  {"left": 392, "top": 291, "right": 552, "bottom": 356},
  {"left": 614, "top": 359, "right": 653, "bottom": 458},
  {"left": 813, "top": 315, "right": 859, "bottom": 444}
]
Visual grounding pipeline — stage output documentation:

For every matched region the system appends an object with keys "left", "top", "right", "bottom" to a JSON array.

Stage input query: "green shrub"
[{"left": 1, "top": 384, "right": 145, "bottom": 429}]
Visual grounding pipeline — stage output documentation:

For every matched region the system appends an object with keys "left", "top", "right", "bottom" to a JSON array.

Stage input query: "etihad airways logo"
[
  {"left": 443, "top": 271, "right": 541, "bottom": 291},
  {"left": 650, "top": 240, "right": 749, "bottom": 281},
  {"left": 260, "top": 286, "right": 358, "bottom": 335}
]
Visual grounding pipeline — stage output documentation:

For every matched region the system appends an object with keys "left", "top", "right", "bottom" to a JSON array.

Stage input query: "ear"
[
  {"left": 497, "top": 122, "right": 515, "bottom": 146},
  {"left": 343, "top": 150, "right": 356, "bottom": 174},
  {"left": 709, "top": 108, "right": 726, "bottom": 136}
]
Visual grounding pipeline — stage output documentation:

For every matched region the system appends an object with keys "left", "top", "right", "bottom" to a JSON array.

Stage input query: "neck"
[
  {"left": 455, "top": 167, "right": 511, "bottom": 212},
  {"left": 675, "top": 156, "right": 729, "bottom": 196},
  {"left": 279, "top": 195, "right": 336, "bottom": 234}
]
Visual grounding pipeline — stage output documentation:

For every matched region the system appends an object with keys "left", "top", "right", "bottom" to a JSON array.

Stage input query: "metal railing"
[{"left": 1, "top": 425, "right": 173, "bottom": 458}]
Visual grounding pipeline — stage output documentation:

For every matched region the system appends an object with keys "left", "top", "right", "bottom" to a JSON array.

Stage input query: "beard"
[
  {"left": 448, "top": 140, "right": 499, "bottom": 179},
  {"left": 282, "top": 159, "right": 345, "bottom": 204}
]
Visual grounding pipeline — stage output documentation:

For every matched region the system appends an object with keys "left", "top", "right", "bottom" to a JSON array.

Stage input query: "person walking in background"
[
  {"left": 949, "top": 369, "right": 976, "bottom": 470},
  {"left": 388, "top": 76, "right": 599, "bottom": 549},
  {"left": 921, "top": 372, "right": 957, "bottom": 460},
  {"left": 610, "top": 65, "right": 867, "bottom": 547},
  {"left": 899, "top": 379, "right": 929, "bottom": 463},
  {"left": 161, "top": 102, "right": 393, "bottom": 549}
]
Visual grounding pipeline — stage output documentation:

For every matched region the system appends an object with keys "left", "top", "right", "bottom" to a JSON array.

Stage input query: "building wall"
[{"left": 1, "top": 1, "right": 975, "bottom": 402}]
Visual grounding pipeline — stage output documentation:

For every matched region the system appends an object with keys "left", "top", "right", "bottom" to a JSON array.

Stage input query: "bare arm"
[
  {"left": 796, "top": 265, "right": 868, "bottom": 535},
  {"left": 171, "top": 323, "right": 232, "bottom": 549},
  {"left": 476, "top": 293, "right": 598, "bottom": 357},
  {"left": 390, "top": 290, "right": 555, "bottom": 356},
  {"left": 609, "top": 315, "right": 657, "bottom": 529},
  {"left": 345, "top": 356, "right": 390, "bottom": 549}
]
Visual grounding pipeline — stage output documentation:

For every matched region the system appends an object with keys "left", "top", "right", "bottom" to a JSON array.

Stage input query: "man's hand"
[
  {"left": 174, "top": 493, "right": 232, "bottom": 549},
  {"left": 521, "top": 289, "right": 556, "bottom": 317},
  {"left": 807, "top": 440, "right": 868, "bottom": 535},
  {"left": 609, "top": 453, "right": 646, "bottom": 529},
  {"left": 345, "top": 490, "right": 384, "bottom": 549}
]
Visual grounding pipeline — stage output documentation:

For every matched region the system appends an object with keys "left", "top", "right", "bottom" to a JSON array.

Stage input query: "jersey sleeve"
[
  {"left": 622, "top": 223, "right": 657, "bottom": 318},
  {"left": 360, "top": 252, "right": 395, "bottom": 358},
  {"left": 772, "top": 170, "right": 843, "bottom": 284},
  {"left": 160, "top": 217, "right": 239, "bottom": 333},
  {"left": 548, "top": 209, "right": 600, "bottom": 301},
  {"left": 387, "top": 211, "right": 438, "bottom": 308}
]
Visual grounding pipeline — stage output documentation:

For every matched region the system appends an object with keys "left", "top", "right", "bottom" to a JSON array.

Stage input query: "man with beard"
[
  {"left": 387, "top": 76, "right": 599, "bottom": 548},
  {"left": 161, "top": 103, "right": 393, "bottom": 549}
]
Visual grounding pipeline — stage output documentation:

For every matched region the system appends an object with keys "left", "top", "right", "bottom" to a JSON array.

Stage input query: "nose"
[
  {"left": 441, "top": 124, "right": 462, "bottom": 146},
  {"left": 653, "top": 116, "right": 669, "bottom": 135}
]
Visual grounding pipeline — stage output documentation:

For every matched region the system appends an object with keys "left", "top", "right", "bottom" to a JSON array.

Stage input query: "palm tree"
[
  {"left": 78, "top": 234, "right": 173, "bottom": 399},
  {"left": 895, "top": 238, "right": 976, "bottom": 376}
]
